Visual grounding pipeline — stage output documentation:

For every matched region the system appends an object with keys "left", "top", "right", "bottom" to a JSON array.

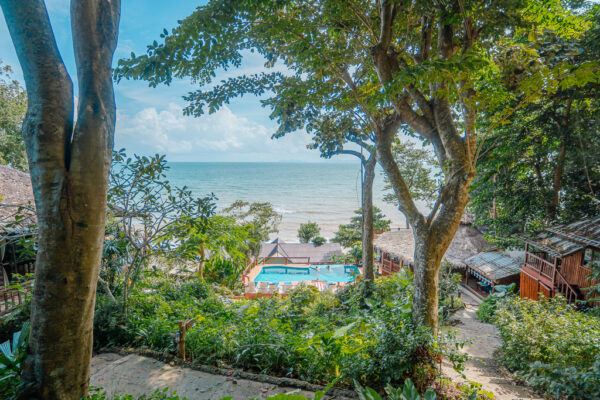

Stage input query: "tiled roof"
[{"left": 258, "top": 239, "right": 343, "bottom": 263}]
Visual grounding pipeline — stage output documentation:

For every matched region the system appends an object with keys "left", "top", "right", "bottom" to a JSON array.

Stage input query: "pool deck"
[{"left": 242, "top": 263, "right": 362, "bottom": 297}]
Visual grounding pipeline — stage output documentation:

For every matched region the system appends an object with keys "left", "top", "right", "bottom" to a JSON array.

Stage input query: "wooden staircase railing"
[
  {"left": 523, "top": 252, "right": 556, "bottom": 281},
  {"left": 554, "top": 269, "right": 579, "bottom": 304}
]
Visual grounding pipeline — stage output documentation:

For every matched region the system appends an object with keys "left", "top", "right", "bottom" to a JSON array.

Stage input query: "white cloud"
[{"left": 115, "top": 102, "right": 319, "bottom": 161}]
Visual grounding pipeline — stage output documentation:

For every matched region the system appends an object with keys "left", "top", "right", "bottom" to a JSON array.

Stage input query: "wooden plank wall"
[
  {"left": 520, "top": 270, "right": 541, "bottom": 301},
  {"left": 561, "top": 251, "right": 587, "bottom": 287}
]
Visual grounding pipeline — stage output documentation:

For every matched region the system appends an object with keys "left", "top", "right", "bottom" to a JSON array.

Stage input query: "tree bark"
[
  {"left": 370, "top": 10, "right": 475, "bottom": 330},
  {"left": 411, "top": 230, "right": 443, "bottom": 329},
  {"left": 1, "top": 0, "right": 120, "bottom": 398},
  {"left": 361, "top": 154, "right": 376, "bottom": 281}
]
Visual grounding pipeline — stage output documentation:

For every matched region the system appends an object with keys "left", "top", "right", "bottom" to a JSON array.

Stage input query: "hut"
[
  {"left": 518, "top": 216, "right": 600, "bottom": 304},
  {"left": 463, "top": 251, "right": 522, "bottom": 296},
  {"left": 258, "top": 238, "right": 344, "bottom": 265},
  {"left": 0, "top": 165, "right": 37, "bottom": 314},
  {"left": 374, "top": 215, "right": 491, "bottom": 276}
]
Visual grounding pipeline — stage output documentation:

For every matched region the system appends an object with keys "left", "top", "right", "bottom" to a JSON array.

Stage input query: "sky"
[{"left": 0, "top": 0, "right": 350, "bottom": 163}]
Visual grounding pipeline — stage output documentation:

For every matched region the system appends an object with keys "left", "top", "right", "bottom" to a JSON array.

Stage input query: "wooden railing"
[
  {"left": 524, "top": 252, "right": 556, "bottom": 281},
  {"left": 554, "top": 270, "right": 578, "bottom": 304},
  {"left": 0, "top": 280, "right": 32, "bottom": 315},
  {"left": 379, "top": 258, "right": 402, "bottom": 275}
]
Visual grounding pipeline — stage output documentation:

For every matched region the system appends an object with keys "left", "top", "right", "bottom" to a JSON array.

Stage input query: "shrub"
[
  {"left": 312, "top": 236, "right": 326, "bottom": 245},
  {"left": 93, "top": 271, "right": 463, "bottom": 390},
  {"left": 524, "top": 358, "right": 600, "bottom": 399},
  {"left": 476, "top": 283, "right": 515, "bottom": 323},
  {"left": 493, "top": 295, "right": 600, "bottom": 397}
]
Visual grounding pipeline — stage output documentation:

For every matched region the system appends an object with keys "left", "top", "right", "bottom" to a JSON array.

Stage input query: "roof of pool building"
[{"left": 258, "top": 238, "right": 343, "bottom": 264}]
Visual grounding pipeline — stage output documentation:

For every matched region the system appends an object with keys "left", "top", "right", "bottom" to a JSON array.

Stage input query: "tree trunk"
[
  {"left": 1, "top": 0, "right": 120, "bottom": 398},
  {"left": 198, "top": 242, "right": 205, "bottom": 279},
  {"left": 362, "top": 154, "right": 376, "bottom": 281},
  {"left": 411, "top": 231, "right": 443, "bottom": 329}
]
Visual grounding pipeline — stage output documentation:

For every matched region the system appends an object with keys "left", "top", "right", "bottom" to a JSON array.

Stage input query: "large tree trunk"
[
  {"left": 369, "top": 7, "right": 476, "bottom": 330},
  {"left": 361, "top": 154, "right": 376, "bottom": 281},
  {"left": 1, "top": 0, "right": 120, "bottom": 398},
  {"left": 411, "top": 232, "right": 443, "bottom": 329}
]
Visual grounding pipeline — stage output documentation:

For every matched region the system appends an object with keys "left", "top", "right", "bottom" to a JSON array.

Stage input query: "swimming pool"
[{"left": 253, "top": 264, "right": 360, "bottom": 283}]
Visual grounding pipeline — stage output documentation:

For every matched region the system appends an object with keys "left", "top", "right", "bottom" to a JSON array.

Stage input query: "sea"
[{"left": 166, "top": 162, "right": 416, "bottom": 242}]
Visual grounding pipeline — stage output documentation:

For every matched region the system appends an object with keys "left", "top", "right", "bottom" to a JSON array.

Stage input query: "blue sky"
[{"left": 0, "top": 0, "right": 350, "bottom": 163}]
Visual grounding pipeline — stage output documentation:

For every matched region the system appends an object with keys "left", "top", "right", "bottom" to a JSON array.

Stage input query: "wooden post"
[
  {"left": 552, "top": 257, "right": 558, "bottom": 287},
  {"left": 176, "top": 319, "right": 195, "bottom": 361}
]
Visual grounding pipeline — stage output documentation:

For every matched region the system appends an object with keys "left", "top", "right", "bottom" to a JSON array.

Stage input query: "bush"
[
  {"left": 312, "top": 236, "right": 326, "bottom": 245},
  {"left": 524, "top": 358, "right": 600, "bottom": 400},
  {"left": 93, "top": 271, "right": 463, "bottom": 390},
  {"left": 476, "top": 283, "right": 515, "bottom": 323},
  {"left": 493, "top": 295, "right": 600, "bottom": 398}
]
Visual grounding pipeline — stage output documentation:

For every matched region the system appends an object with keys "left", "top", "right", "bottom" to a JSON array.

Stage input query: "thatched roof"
[
  {"left": 374, "top": 220, "right": 492, "bottom": 267},
  {"left": 259, "top": 238, "right": 343, "bottom": 264},
  {"left": 0, "top": 165, "right": 36, "bottom": 232}
]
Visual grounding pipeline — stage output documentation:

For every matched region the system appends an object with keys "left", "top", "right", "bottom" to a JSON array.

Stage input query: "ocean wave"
[{"left": 274, "top": 207, "right": 294, "bottom": 214}]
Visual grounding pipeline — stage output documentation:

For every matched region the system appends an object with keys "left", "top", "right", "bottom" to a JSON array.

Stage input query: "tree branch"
[{"left": 375, "top": 116, "right": 423, "bottom": 224}]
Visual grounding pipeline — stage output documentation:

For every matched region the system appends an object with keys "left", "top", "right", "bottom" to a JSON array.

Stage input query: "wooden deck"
[{"left": 521, "top": 249, "right": 584, "bottom": 304}]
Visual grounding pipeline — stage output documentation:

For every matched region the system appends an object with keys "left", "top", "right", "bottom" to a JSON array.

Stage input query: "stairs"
[{"left": 553, "top": 269, "right": 580, "bottom": 304}]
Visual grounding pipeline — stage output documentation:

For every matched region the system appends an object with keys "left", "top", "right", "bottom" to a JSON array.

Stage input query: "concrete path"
[
  {"left": 441, "top": 288, "right": 542, "bottom": 400},
  {"left": 91, "top": 353, "right": 349, "bottom": 400}
]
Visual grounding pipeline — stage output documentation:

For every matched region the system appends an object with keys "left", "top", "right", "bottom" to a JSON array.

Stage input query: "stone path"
[
  {"left": 441, "top": 288, "right": 542, "bottom": 400},
  {"left": 91, "top": 353, "right": 350, "bottom": 399}
]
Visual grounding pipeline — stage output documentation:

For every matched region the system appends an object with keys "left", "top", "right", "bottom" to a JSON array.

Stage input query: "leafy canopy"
[
  {"left": 298, "top": 221, "right": 321, "bottom": 243},
  {"left": 0, "top": 61, "right": 27, "bottom": 171},
  {"left": 333, "top": 207, "right": 391, "bottom": 248}
]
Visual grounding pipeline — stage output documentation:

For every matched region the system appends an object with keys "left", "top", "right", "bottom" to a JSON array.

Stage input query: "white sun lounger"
[
  {"left": 257, "top": 282, "right": 269, "bottom": 293},
  {"left": 280, "top": 284, "right": 293, "bottom": 294},
  {"left": 246, "top": 281, "right": 257, "bottom": 293}
]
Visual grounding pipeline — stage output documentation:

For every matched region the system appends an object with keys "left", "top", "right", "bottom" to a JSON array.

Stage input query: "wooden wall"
[
  {"left": 561, "top": 251, "right": 587, "bottom": 286},
  {"left": 520, "top": 269, "right": 553, "bottom": 301}
]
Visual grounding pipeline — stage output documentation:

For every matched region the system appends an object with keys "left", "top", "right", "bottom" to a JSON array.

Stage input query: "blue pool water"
[{"left": 254, "top": 264, "right": 360, "bottom": 283}]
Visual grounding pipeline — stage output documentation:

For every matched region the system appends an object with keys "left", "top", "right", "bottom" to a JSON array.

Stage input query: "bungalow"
[
  {"left": 519, "top": 216, "right": 600, "bottom": 304},
  {"left": 373, "top": 215, "right": 491, "bottom": 276},
  {"left": 463, "top": 251, "right": 522, "bottom": 296}
]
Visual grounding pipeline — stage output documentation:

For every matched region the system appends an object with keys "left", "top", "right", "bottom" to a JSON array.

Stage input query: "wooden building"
[
  {"left": 519, "top": 217, "right": 599, "bottom": 304},
  {"left": 373, "top": 216, "right": 491, "bottom": 276},
  {"left": 463, "top": 251, "right": 522, "bottom": 296}
]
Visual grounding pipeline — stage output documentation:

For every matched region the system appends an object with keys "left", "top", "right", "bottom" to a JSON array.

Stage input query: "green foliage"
[
  {"left": 493, "top": 295, "right": 600, "bottom": 397},
  {"left": 382, "top": 141, "right": 440, "bottom": 210},
  {"left": 0, "top": 278, "right": 31, "bottom": 344},
  {"left": 354, "top": 379, "right": 437, "bottom": 400},
  {"left": 114, "top": 0, "right": 599, "bottom": 329},
  {"left": 93, "top": 271, "right": 464, "bottom": 390},
  {"left": 177, "top": 214, "right": 251, "bottom": 285},
  {"left": 0, "top": 322, "right": 32, "bottom": 398},
  {"left": 524, "top": 358, "right": 600, "bottom": 400},
  {"left": 332, "top": 208, "right": 390, "bottom": 248},
  {"left": 105, "top": 149, "right": 216, "bottom": 310},
  {"left": 0, "top": 60, "right": 27, "bottom": 171},
  {"left": 471, "top": 5, "right": 600, "bottom": 244},
  {"left": 298, "top": 222, "right": 320, "bottom": 243},
  {"left": 476, "top": 283, "right": 516, "bottom": 323},
  {"left": 437, "top": 262, "right": 463, "bottom": 314},
  {"left": 312, "top": 236, "right": 327, "bottom": 245},
  {"left": 222, "top": 200, "right": 282, "bottom": 257}
]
